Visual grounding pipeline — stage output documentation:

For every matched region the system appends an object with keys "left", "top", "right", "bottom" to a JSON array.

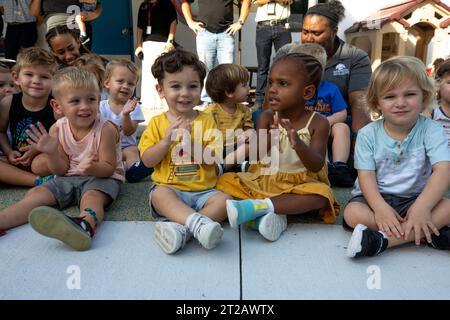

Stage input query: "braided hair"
[
  {"left": 45, "top": 25, "right": 90, "bottom": 56},
  {"left": 305, "top": 0, "right": 345, "bottom": 30},
  {"left": 274, "top": 52, "right": 323, "bottom": 92}
]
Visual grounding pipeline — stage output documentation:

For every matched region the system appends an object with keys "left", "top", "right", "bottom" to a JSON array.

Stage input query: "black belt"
[{"left": 257, "top": 19, "right": 289, "bottom": 26}]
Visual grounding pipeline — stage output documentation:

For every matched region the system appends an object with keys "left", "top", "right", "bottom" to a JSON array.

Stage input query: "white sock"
[
  {"left": 80, "top": 31, "right": 87, "bottom": 37},
  {"left": 263, "top": 198, "right": 275, "bottom": 214}
]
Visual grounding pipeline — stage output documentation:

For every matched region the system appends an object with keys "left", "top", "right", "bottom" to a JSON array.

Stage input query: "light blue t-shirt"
[
  {"left": 352, "top": 116, "right": 450, "bottom": 197},
  {"left": 305, "top": 81, "right": 347, "bottom": 117},
  {"left": 99, "top": 99, "right": 145, "bottom": 149}
]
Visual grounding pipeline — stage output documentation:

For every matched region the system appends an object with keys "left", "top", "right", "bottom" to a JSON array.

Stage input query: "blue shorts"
[
  {"left": 148, "top": 184, "right": 220, "bottom": 219},
  {"left": 81, "top": 3, "right": 96, "bottom": 12}
]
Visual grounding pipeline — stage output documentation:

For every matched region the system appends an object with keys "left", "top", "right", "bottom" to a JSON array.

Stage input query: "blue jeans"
[
  {"left": 196, "top": 29, "right": 235, "bottom": 102},
  {"left": 255, "top": 24, "right": 292, "bottom": 104}
]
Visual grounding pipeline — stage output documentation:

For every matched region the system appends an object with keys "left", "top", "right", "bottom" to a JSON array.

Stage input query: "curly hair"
[{"left": 151, "top": 48, "right": 206, "bottom": 85}]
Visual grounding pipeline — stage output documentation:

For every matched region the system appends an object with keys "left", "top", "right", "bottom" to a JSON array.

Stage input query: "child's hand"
[
  {"left": 164, "top": 116, "right": 185, "bottom": 143},
  {"left": 25, "top": 122, "right": 59, "bottom": 156},
  {"left": 122, "top": 97, "right": 139, "bottom": 116},
  {"left": 270, "top": 112, "right": 279, "bottom": 130},
  {"left": 16, "top": 145, "right": 39, "bottom": 167},
  {"left": 279, "top": 118, "right": 302, "bottom": 149},
  {"left": 7, "top": 150, "right": 22, "bottom": 165},
  {"left": 373, "top": 204, "right": 405, "bottom": 238},
  {"left": 403, "top": 205, "right": 439, "bottom": 245}
]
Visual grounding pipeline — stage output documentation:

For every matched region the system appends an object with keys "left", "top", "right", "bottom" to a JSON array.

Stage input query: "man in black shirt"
[{"left": 181, "top": 0, "right": 251, "bottom": 103}]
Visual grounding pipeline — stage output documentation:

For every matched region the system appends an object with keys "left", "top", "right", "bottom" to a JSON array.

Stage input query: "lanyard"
[{"left": 147, "top": 2, "right": 155, "bottom": 26}]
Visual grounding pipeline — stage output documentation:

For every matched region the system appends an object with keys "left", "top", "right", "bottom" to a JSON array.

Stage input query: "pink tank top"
[{"left": 56, "top": 115, "right": 125, "bottom": 182}]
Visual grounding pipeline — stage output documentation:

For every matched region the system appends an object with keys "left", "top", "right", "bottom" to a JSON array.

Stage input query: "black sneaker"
[
  {"left": 328, "top": 161, "right": 355, "bottom": 188},
  {"left": 28, "top": 206, "right": 94, "bottom": 251},
  {"left": 80, "top": 35, "right": 90, "bottom": 45},
  {"left": 429, "top": 226, "right": 450, "bottom": 250},
  {"left": 347, "top": 224, "right": 388, "bottom": 258},
  {"left": 125, "top": 161, "right": 153, "bottom": 183},
  {"left": 240, "top": 161, "right": 250, "bottom": 172}
]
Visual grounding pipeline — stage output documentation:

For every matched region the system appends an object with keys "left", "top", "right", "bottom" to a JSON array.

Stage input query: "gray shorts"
[
  {"left": 148, "top": 184, "right": 220, "bottom": 219},
  {"left": 44, "top": 176, "right": 122, "bottom": 209},
  {"left": 348, "top": 194, "right": 418, "bottom": 218}
]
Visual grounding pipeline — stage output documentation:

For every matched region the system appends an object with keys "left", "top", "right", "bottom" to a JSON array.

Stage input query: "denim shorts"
[{"left": 148, "top": 184, "right": 220, "bottom": 219}]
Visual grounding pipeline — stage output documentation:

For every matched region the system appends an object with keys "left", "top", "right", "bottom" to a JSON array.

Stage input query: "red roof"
[{"left": 345, "top": 0, "right": 450, "bottom": 33}]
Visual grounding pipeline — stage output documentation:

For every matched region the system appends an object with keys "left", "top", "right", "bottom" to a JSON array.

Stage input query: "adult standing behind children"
[
  {"left": 0, "top": 67, "right": 125, "bottom": 249},
  {"left": 0, "top": 0, "right": 38, "bottom": 60},
  {"left": 0, "top": 47, "right": 58, "bottom": 181},
  {"left": 180, "top": 0, "right": 251, "bottom": 103},
  {"left": 252, "top": 0, "right": 292, "bottom": 111},
  {"left": 138, "top": 48, "right": 231, "bottom": 254},
  {"left": 135, "top": 0, "right": 177, "bottom": 117}
]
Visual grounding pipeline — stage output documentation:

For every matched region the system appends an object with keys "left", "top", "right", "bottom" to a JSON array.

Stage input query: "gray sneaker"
[
  {"left": 257, "top": 212, "right": 287, "bottom": 241},
  {"left": 154, "top": 221, "right": 191, "bottom": 254},
  {"left": 195, "top": 220, "right": 224, "bottom": 250}
]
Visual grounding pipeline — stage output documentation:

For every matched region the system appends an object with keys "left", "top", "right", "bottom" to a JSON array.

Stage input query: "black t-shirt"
[
  {"left": 196, "top": 0, "right": 233, "bottom": 33},
  {"left": 42, "top": 0, "right": 80, "bottom": 15},
  {"left": 8, "top": 93, "right": 55, "bottom": 151},
  {"left": 137, "top": 0, "right": 177, "bottom": 43}
]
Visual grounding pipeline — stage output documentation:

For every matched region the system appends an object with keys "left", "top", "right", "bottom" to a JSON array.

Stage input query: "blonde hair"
[
  {"left": 366, "top": 56, "right": 435, "bottom": 118},
  {"left": 52, "top": 67, "right": 100, "bottom": 99},
  {"left": 12, "top": 47, "right": 58, "bottom": 75},
  {"left": 105, "top": 58, "right": 139, "bottom": 83}
]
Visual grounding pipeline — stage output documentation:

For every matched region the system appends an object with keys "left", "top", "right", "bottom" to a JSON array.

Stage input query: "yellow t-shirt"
[
  {"left": 204, "top": 102, "right": 253, "bottom": 146},
  {"left": 138, "top": 111, "right": 222, "bottom": 191}
]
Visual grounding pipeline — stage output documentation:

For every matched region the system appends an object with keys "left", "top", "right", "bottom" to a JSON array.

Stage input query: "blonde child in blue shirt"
[{"left": 345, "top": 56, "right": 450, "bottom": 258}]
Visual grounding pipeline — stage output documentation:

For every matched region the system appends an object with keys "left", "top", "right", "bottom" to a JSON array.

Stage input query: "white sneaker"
[
  {"left": 195, "top": 220, "right": 224, "bottom": 250},
  {"left": 154, "top": 221, "right": 190, "bottom": 254},
  {"left": 257, "top": 213, "right": 287, "bottom": 241}
]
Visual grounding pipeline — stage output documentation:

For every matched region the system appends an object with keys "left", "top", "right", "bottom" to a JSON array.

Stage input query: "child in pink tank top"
[{"left": 0, "top": 67, "right": 124, "bottom": 251}]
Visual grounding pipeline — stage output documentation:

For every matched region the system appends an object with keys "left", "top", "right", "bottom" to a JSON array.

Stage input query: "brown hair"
[
  {"left": 205, "top": 64, "right": 249, "bottom": 103},
  {"left": 73, "top": 54, "right": 106, "bottom": 91},
  {"left": 12, "top": 47, "right": 58, "bottom": 75},
  {"left": 366, "top": 56, "right": 435, "bottom": 118},
  {"left": 151, "top": 48, "right": 206, "bottom": 85}
]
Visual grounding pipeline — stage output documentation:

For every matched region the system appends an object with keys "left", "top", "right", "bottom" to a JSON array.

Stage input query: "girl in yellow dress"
[{"left": 216, "top": 52, "right": 340, "bottom": 241}]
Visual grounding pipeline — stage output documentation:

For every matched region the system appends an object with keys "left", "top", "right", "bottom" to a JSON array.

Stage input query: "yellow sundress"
[{"left": 216, "top": 112, "right": 340, "bottom": 223}]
